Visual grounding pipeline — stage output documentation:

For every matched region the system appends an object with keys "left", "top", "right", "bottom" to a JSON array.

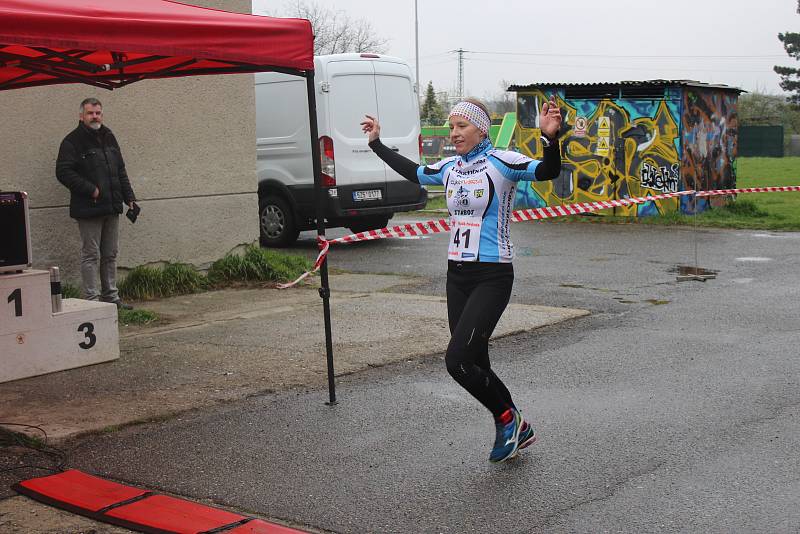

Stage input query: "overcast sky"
[{"left": 253, "top": 0, "right": 797, "bottom": 100}]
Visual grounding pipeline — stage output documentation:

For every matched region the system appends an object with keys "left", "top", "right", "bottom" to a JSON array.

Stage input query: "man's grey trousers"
[{"left": 77, "top": 214, "right": 120, "bottom": 302}]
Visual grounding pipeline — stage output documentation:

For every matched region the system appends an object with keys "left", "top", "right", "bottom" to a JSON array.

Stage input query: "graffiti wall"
[
  {"left": 514, "top": 85, "right": 739, "bottom": 216},
  {"left": 681, "top": 88, "right": 739, "bottom": 212}
]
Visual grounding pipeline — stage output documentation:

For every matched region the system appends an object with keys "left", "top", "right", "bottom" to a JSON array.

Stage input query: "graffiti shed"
[{"left": 509, "top": 80, "right": 743, "bottom": 215}]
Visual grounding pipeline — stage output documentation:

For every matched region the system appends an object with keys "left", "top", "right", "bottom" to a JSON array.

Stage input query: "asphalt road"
[{"left": 61, "top": 221, "right": 800, "bottom": 532}]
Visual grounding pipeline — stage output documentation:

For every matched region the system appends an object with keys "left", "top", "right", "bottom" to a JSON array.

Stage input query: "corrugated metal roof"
[{"left": 507, "top": 79, "right": 745, "bottom": 93}]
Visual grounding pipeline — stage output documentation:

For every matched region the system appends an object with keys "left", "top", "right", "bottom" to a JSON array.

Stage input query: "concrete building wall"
[{"left": 0, "top": 0, "right": 257, "bottom": 285}]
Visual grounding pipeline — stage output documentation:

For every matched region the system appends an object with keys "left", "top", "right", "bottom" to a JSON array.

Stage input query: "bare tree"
[
  {"left": 481, "top": 79, "right": 515, "bottom": 114},
  {"left": 282, "top": 1, "right": 389, "bottom": 55},
  {"left": 495, "top": 79, "right": 516, "bottom": 114}
]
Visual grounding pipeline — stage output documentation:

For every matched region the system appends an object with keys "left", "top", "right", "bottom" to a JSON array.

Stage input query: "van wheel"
[
  {"left": 347, "top": 216, "right": 390, "bottom": 234},
  {"left": 259, "top": 195, "right": 299, "bottom": 247}
]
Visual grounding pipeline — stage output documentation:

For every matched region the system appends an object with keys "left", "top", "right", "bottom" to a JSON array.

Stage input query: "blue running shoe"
[
  {"left": 517, "top": 420, "right": 537, "bottom": 450},
  {"left": 489, "top": 409, "right": 522, "bottom": 463}
]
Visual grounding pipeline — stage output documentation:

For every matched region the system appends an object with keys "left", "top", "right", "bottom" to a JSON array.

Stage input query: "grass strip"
[
  {"left": 118, "top": 246, "right": 312, "bottom": 301},
  {"left": 118, "top": 308, "right": 159, "bottom": 326}
]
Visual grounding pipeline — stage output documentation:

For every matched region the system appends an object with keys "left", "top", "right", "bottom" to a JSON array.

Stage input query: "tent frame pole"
[{"left": 305, "top": 71, "right": 337, "bottom": 405}]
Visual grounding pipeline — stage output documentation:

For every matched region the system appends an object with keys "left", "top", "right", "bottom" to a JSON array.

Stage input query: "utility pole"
[
  {"left": 414, "top": 0, "right": 419, "bottom": 96},
  {"left": 456, "top": 47, "right": 464, "bottom": 100}
]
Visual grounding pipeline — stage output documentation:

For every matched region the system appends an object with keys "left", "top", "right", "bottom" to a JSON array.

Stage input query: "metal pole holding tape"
[
  {"left": 306, "top": 71, "right": 337, "bottom": 405},
  {"left": 676, "top": 191, "right": 716, "bottom": 282},
  {"left": 49, "top": 266, "right": 62, "bottom": 313}
]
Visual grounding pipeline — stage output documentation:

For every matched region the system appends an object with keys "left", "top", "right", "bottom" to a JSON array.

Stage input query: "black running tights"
[{"left": 445, "top": 260, "right": 516, "bottom": 418}]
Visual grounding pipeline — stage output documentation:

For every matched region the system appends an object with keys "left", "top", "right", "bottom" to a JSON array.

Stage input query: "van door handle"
[{"left": 390, "top": 146, "right": 399, "bottom": 152}]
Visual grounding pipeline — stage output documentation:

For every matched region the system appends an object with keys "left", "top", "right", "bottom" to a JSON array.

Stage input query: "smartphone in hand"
[{"left": 126, "top": 203, "right": 141, "bottom": 223}]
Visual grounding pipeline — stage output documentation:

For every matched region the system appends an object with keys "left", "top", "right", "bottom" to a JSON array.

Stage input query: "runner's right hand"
[{"left": 360, "top": 115, "right": 381, "bottom": 143}]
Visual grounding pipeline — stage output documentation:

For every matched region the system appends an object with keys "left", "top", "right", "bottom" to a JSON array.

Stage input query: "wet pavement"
[{"left": 2, "top": 220, "right": 799, "bottom": 533}]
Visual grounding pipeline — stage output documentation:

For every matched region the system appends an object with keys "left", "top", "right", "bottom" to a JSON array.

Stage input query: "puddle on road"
[
  {"left": 561, "top": 284, "right": 670, "bottom": 306},
  {"left": 735, "top": 257, "right": 772, "bottom": 262},
  {"left": 559, "top": 283, "right": 612, "bottom": 292},
  {"left": 668, "top": 265, "right": 719, "bottom": 277},
  {"left": 751, "top": 233, "right": 799, "bottom": 239}
]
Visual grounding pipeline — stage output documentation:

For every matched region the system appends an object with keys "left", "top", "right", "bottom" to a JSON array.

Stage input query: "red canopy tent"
[
  {"left": 0, "top": 0, "right": 313, "bottom": 90},
  {"left": 0, "top": 0, "right": 338, "bottom": 400}
]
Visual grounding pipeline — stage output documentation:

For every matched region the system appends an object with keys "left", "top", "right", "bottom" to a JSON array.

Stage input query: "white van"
[{"left": 255, "top": 53, "right": 427, "bottom": 246}]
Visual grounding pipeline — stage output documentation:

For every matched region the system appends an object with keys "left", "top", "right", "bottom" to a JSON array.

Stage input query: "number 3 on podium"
[{"left": 78, "top": 322, "right": 97, "bottom": 349}]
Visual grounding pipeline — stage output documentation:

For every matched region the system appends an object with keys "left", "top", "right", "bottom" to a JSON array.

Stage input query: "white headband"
[{"left": 448, "top": 101, "right": 490, "bottom": 135}]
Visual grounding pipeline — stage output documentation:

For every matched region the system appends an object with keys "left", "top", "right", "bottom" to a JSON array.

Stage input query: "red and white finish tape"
[
  {"left": 511, "top": 190, "right": 693, "bottom": 221},
  {"left": 328, "top": 218, "right": 452, "bottom": 244},
  {"left": 326, "top": 190, "right": 693, "bottom": 246},
  {"left": 695, "top": 185, "right": 800, "bottom": 197},
  {"left": 276, "top": 236, "right": 329, "bottom": 289},
  {"left": 278, "top": 186, "right": 800, "bottom": 288}
]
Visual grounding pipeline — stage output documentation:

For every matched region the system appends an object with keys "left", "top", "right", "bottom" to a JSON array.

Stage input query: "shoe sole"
[
  {"left": 512, "top": 434, "right": 537, "bottom": 458},
  {"left": 489, "top": 444, "right": 519, "bottom": 463},
  {"left": 519, "top": 432, "right": 537, "bottom": 450}
]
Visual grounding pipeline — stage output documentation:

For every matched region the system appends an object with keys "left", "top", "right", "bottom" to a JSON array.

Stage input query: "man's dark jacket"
[{"left": 56, "top": 123, "right": 136, "bottom": 219}]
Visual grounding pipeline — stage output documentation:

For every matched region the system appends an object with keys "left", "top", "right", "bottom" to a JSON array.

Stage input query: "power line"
[
  {"left": 468, "top": 50, "right": 786, "bottom": 59},
  {"left": 429, "top": 49, "right": 785, "bottom": 60},
  {"left": 465, "top": 56, "right": 779, "bottom": 74},
  {"left": 418, "top": 51, "right": 451, "bottom": 60}
]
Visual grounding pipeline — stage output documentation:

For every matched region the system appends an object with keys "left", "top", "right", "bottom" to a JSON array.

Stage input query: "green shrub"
[
  {"left": 116, "top": 247, "right": 312, "bottom": 301},
  {"left": 119, "top": 262, "right": 207, "bottom": 300},
  {"left": 118, "top": 265, "right": 163, "bottom": 300},
  {"left": 259, "top": 247, "right": 313, "bottom": 281},
  {"left": 207, "top": 245, "right": 312, "bottom": 285},
  {"left": 207, "top": 248, "right": 264, "bottom": 284},
  {"left": 160, "top": 262, "right": 209, "bottom": 295}
]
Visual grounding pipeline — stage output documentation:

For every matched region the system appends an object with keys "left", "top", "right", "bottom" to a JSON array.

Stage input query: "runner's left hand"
[{"left": 540, "top": 95, "right": 562, "bottom": 140}]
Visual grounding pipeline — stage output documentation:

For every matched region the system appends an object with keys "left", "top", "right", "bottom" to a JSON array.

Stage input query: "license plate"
[{"left": 353, "top": 189, "right": 382, "bottom": 201}]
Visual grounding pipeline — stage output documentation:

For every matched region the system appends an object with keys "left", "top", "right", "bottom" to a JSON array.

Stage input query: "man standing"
[{"left": 56, "top": 98, "right": 137, "bottom": 309}]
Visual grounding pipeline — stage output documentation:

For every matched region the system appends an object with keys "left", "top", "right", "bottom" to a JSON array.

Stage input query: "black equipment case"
[{"left": 0, "top": 191, "right": 32, "bottom": 273}]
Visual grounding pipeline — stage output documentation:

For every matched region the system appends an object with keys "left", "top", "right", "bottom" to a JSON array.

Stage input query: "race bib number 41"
[{"left": 448, "top": 218, "right": 481, "bottom": 260}]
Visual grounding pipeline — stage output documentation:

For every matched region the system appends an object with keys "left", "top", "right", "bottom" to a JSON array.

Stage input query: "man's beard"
[{"left": 88, "top": 122, "right": 101, "bottom": 130}]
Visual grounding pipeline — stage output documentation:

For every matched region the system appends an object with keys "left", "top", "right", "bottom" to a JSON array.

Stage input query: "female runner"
[{"left": 361, "top": 96, "right": 562, "bottom": 462}]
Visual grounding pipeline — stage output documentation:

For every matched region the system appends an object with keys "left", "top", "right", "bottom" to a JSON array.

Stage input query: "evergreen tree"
[
  {"left": 420, "top": 81, "right": 444, "bottom": 125},
  {"left": 774, "top": 1, "right": 800, "bottom": 104}
]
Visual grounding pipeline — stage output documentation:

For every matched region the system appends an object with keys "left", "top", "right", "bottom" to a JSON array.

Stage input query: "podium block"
[{"left": 1, "top": 270, "right": 119, "bottom": 383}]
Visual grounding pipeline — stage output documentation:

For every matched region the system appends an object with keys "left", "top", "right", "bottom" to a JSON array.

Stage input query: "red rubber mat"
[{"left": 13, "top": 469, "right": 307, "bottom": 534}]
